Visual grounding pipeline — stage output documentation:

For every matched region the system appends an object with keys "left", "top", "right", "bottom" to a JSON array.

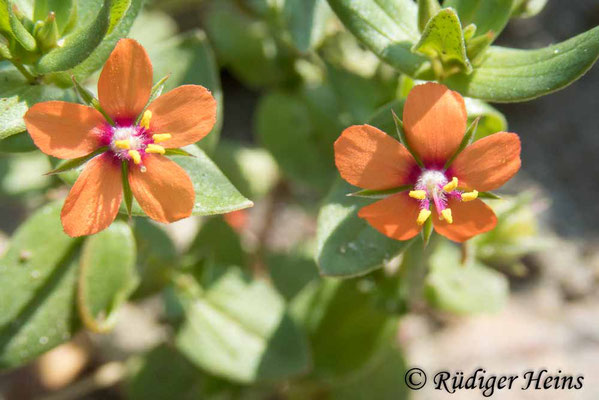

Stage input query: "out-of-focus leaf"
[
  {"left": 256, "top": 91, "right": 334, "bottom": 189},
  {"left": 175, "top": 268, "right": 311, "bottom": 383},
  {"left": 33, "top": 0, "right": 74, "bottom": 33},
  {"left": 0, "top": 131, "right": 36, "bottom": 153},
  {"left": 131, "top": 218, "right": 177, "bottom": 299},
  {"left": 464, "top": 97, "right": 507, "bottom": 139},
  {"left": 511, "top": 0, "right": 547, "bottom": 18},
  {"left": 0, "top": 202, "right": 80, "bottom": 368},
  {"left": 267, "top": 251, "right": 319, "bottom": 301},
  {"left": 445, "top": 0, "right": 513, "bottom": 39},
  {"left": 78, "top": 220, "right": 137, "bottom": 332},
  {"left": 316, "top": 179, "right": 412, "bottom": 277},
  {"left": 204, "top": 1, "right": 294, "bottom": 88},
  {"left": 412, "top": 8, "right": 472, "bottom": 76},
  {"left": 212, "top": 140, "right": 279, "bottom": 200},
  {"left": 425, "top": 240, "right": 508, "bottom": 314},
  {"left": 291, "top": 278, "right": 397, "bottom": 381},
  {"left": 188, "top": 217, "right": 244, "bottom": 268},
  {"left": 0, "top": 151, "right": 51, "bottom": 194},
  {"left": 36, "top": 0, "right": 110, "bottom": 73},
  {"left": 283, "top": 0, "right": 331, "bottom": 53}
]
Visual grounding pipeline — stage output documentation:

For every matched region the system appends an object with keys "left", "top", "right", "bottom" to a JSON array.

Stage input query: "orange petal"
[
  {"left": 432, "top": 198, "right": 497, "bottom": 242},
  {"left": 128, "top": 155, "right": 195, "bottom": 223},
  {"left": 98, "top": 38, "right": 152, "bottom": 120},
  {"left": 357, "top": 192, "right": 422, "bottom": 241},
  {"left": 334, "top": 125, "right": 418, "bottom": 190},
  {"left": 61, "top": 154, "right": 123, "bottom": 237},
  {"left": 146, "top": 85, "right": 217, "bottom": 148},
  {"left": 448, "top": 132, "right": 521, "bottom": 192},
  {"left": 24, "top": 101, "right": 104, "bottom": 159},
  {"left": 403, "top": 82, "right": 467, "bottom": 166}
]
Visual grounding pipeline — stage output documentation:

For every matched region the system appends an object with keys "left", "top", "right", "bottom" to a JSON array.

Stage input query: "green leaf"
[
  {"left": 107, "top": 0, "right": 130, "bottom": 35},
  {"left": 316, "top": 179, "right": 412, "bottom": 277},
  {"left": 211, "top": 139, "right": 279, "bottom": 200},
  {"left": 412, "top": 8, "right": 472, "bottom": 76},
  {"left": 291, "top": 279, "right": 397, "bottom": 381},
  {"left": 347, "top": 185, "right": 411, "bottom": 199},
  {"left": 0, "top": 202, "right": 80, "bottom": 368},
  {"left": 131, "top": 218, "right": 177, "bottom": 299},
  {"left": 0, "top": 131, "right": 36, "bottom": 152},
  {"left": 70, "top": 0, "right": 142, "bottom": 80},
  {"left": 174, "top": 268, "right": 311, "bottom": 383},
  {"left": 417, "top": 0, "right": 441, "bottom": 33},
  {"left": 0, "top": 66, "right": 73, "bottom": 140},
  {"left": 45, "top": 147, "right": 107, "bottom": 175},
  {"left": 1, "top": 0, "right": 37, "bottom": 51},
  {"left": 444, "top": 116, "right": 479, "bottom": 168},
  {"left": 445, "top": 26, "right": 599, "bottom": 102},
  {"left": 188, "top": 216, "right": 244, "bottom": 267},
  {"left": 267, "top": 251, "right": 320, "bottom": 301},
  {"left": 33, "top": 0, "right": 74, "bottom": 33},
  {"left": 425, "top": 241, "right": 508, "bottom": 314},
  {"left": 36, "top": 0, "right": 110, "bottom": 73},
  {"left": 444, "top": 0, "right": 513, "bottom": 39},
  {"left": 326, "top": 0, "right": 427, "bottom": 77},
  {"left": 283, "top": 0, "right": 331, "bottom": 53},
  {"left": 464, "top": 97, "right": 507, "bottom": 139},
  {"left": 121, "top": 161, "right": 132, "bottom": 217},
  {"left": 78, "top": 220, "right": 137, "bottom": 333},
  {"left": 0, "top": 151, "right": 52, "bottom": 194}
]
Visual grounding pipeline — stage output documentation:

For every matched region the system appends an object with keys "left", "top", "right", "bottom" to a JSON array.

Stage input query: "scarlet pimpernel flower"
[
  {"left": 334, "top": 82, "right": 521, "bottom": 242},
  {"left": 24, "top": 39, "right": 217, "bottom": 237}
]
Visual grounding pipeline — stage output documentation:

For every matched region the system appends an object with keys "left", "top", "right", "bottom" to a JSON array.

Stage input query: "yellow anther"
[
  {"left": 409, "top": 190, "right": 427, "bottom": 200},
  {"left": 114, "top": 140, "right": 130, "bottom": 150},
  {"left": 443, "top": 177, "right": 458, "bottom": 192},
  {"left": 416, "top": 209, "right": 431, "bottom": 226},
  {"left": 461, "top": 190, "right": 479, "bottom": 202},
  {"left": 140, "top": 110, "right": 152, "bottom": 130},
  {"left": 146, "top": 144, "right": 165, "bottom": 155},
  {"left": 441, "top": 208, "right": 453, "bottom": 224},
  {"left": 152, "top": 133, "right": 172, "bottom": 143},
  {"left": 128, "top": 150, "right": 141, "bottom": 165}
]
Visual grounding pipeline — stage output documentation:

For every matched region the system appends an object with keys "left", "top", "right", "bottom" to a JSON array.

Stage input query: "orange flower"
[
  {"left": 24, "top": 39, "right": 217, "bottom": 237},
  {"left": 334, "top": 82, "right": 521, "bottom": 242}
]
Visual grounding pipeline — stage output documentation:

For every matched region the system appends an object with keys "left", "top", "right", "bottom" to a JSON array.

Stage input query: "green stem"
[{"left": 10, "top": 60, "right": 37, "bottom": 83}]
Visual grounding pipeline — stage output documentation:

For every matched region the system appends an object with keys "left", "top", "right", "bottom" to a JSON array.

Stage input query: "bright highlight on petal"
[
  {"left": 114, "top": 140, "right": 130, "bottom": 150},
  {"left": 417, "top": 209, "right": 431, "bottom": 225},
  {"left": 145, "top": 144, "right": 165, "bottom": 154},
  {"left": 140, "top": 110, "right": 152, "bottom": 130},
  {"left": 129, "top": 150, "right": 141, "bottom": 164},
  {"left": 409, "top": 190, "right": 427, "bottom": 200},
  {"left": 443, "top": 177, "right": 458, "bottom": 192},
  {"left": 461, "top": 190, "right": 479, "bottom": 202},
  {"left": 441, "top": 208, "right": 453, "bottom": 224},
  {"left": 152, "top": 133, "right": 172, "bottom": 143}
]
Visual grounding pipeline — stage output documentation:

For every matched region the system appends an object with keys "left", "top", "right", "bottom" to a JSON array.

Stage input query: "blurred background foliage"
[{"left": 0, "top": 0, "right": 598, "bottom": 399}]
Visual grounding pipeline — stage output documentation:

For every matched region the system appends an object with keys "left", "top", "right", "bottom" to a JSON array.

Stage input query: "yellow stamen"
[
  {"left": 416, "top": 209, "right": 431, "bottom": 226},
  {"left": 409, "top": 190, "right": 427, "bottom": 200},
  {"left": 152, "top": 133, "right": 172, "bottom": 143},
  {"left": 443, "top": 177, "right": 458, "bottom": 192},
  {"left": 114, "top": 140, "right": 130, "bottom": 150},
  {"left": 461, "top": 190, "right": 478, "bottom": 202},
  {"left": 128, "top": 150, "right": 141, "bottom": 165},
  {"left": 441, "top": 208, "right": 453, "bottom": 224},
  {"left": 146, "top": 144, "right": 165, "bottom": 155},
  {"left": 140, "top": 110, "right": 152, "bottom": 130}
]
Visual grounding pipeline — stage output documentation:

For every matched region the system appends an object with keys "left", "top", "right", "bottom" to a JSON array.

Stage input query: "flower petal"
[
  {"left": 448, "top": 132, "right": 521, "bottom": 192},
  {"left": 403, "top": 82, "right": 467, "bottom": 166},
  {"left": 98, "top": 38, "right": 153, "bottom": 120},
  {"left": 146, "top": 85, "right": 217, "bottom": 148},
  {"left": 334, "top": 125, "right": 418, "bottom": 190},
  {"left": 128, "top": 155, "right": 195, "bottom": 223},
  {"left": 432, "top": 198, "right": 497, "bottom": 242},
  {"left": 61, "top": 154, "right": 123, "bottom": 237},
  {"left": 24, "top": 101, "right": 104, "bottom": 159},
  {"left": 357, "top": 192, "right": 421, "bottom": 241}
]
